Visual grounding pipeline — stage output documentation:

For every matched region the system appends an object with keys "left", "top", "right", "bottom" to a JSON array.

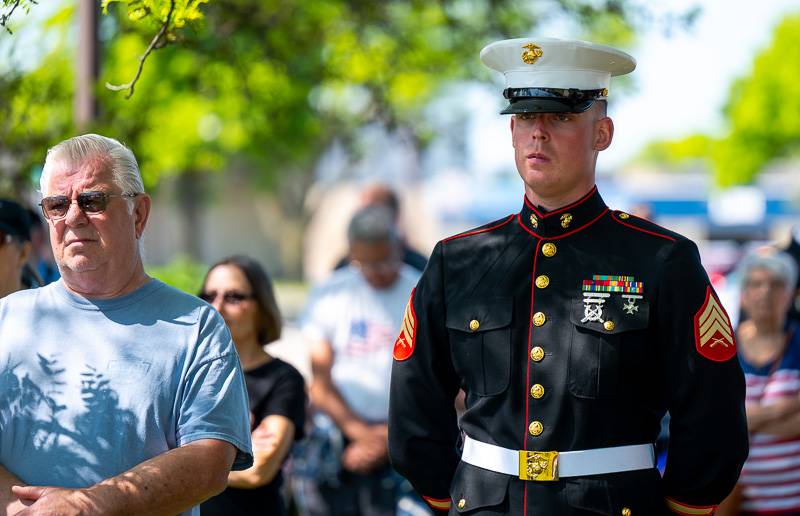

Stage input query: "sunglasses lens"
[
  {"left": 41, "top": 196, "right": 71, "bottom": 219},
  {"left": 224, "top": 293, "right": 248, "bottom": 304},
  {"left": 78, "top": 192, "right": 109, "bottom": 213},
  {"left": 199, "top": 291, "right": 216, "bottom": 303}
]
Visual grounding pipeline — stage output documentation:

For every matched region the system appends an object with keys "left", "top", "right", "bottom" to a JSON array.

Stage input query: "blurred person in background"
[
  {"left": 293, "top": 205, "right": 422, "bottom": 516},
  {"left": 335, "top": 184, "right": 427, "bottom": 273},
  {"left": 200, "top": 255, "right": 307, "bottom": 516},
  {"left": 26, "top": 206, "right": 61, "bottom": 285},
  {"left": 0, "top": 134, "right": 253, "bottom": 515},
  {"left": 718, "top": 249, "right": 800, "bottom": 516},
  {"left": 0, "top": 198, "right": 38, "bottom": 297}
]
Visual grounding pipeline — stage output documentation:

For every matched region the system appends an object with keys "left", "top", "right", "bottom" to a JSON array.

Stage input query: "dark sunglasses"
[
  {"left": 39, "top": 191, "right": 140, "bottom": 220},
  {"left": 199, "top": 290, "right": 254, "bottom": 305}
]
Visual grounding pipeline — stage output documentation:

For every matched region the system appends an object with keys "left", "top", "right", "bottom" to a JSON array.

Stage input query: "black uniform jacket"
[{"left": 389, "top": 187, "right": 748, "bottom": 516}]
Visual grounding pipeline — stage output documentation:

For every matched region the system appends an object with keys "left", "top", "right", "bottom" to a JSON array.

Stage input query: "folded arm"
[
  {"left": 12, "top": 438, "right": 236, "bottom": 516},
  {"left": 227, "top": 415, "right": 296, "bottom": 489},
  {"left": 1, "top": 465, "right": 27, "bottom": 515}
]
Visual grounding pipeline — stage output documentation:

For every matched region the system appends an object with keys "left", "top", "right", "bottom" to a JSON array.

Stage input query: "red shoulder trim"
[
  {"left": 443, "top": 214, "right": 515, "bottom": 243},
  {"left": 610, "top": 211, "right": 676, "bottom": 242}
]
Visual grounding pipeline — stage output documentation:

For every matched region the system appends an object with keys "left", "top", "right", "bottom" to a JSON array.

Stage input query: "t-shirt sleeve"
[
  {"left": 257, "top": 365, "right": 308, "bottom": 441},
  {"left": 300, "top": 283, "right": 335, "bottom": 343},
  {"left": 176, "top": 309, "right": 254, "bottom": 471}
]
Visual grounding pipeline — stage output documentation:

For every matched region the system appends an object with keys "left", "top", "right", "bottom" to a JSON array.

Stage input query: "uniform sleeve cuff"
[
  {"left": 666, "top": 497, "right": 717, "bottom": 515},
  {"left": 422, "top": 495, "right": 452, "bottom": 511}
]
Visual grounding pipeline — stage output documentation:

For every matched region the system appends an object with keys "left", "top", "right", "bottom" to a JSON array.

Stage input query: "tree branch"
[
  {"left": 105, "top": 0, "right": 176, "bottom": 99},
  {"left": 1, "top": 0, "right": 37, "bottom": 34}
]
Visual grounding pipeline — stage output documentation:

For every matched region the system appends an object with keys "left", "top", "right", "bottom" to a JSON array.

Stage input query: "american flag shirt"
[
  {"left": 739, "top": 325, "right": 800, "bottom": 515},
  {"left": 302, "top": 265, "right": 420, "bottom": 423}
]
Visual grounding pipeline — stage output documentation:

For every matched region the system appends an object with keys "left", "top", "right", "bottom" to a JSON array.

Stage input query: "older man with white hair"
[{"left": 0, "top": 134, "right": 252, "bottom": 515}]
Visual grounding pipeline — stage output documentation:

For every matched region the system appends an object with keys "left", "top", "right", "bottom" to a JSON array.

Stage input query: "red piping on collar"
[
  {"left": 443, "top": 214, "right": 515, "bottom": 243},
  {"left": 611, "top": 212, "right": 676, "bottom": 242},
  {"left": 523, "top": 186, "right": 598, "bottom": 219},
  {"left": 517, "top": 208, "right": 608, "bottom": 240}
]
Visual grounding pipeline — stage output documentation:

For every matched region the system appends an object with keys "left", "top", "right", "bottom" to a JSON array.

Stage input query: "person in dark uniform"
[{"left": 388, "top": 38, "right": 748, "bottom": 516}]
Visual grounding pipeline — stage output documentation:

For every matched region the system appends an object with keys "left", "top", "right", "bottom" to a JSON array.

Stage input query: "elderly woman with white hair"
[{"left": 720, "top": 248, "right": 800, "bottom": 515}]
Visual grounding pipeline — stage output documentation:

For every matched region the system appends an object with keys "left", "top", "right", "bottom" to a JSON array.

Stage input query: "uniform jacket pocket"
[
  {"left": 568, "top": 296, "right": 649, "bottom": 399},
  {"left": 449, "top": 461, "right": 510, "bottom": 514},
  {"left": 446, "top": 297, "right": 513, "bottom": 397}
]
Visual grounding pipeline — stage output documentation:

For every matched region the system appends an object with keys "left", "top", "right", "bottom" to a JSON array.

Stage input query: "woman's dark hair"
[{"left": 203, "top": 255, "right": 282, "bottom": 345}]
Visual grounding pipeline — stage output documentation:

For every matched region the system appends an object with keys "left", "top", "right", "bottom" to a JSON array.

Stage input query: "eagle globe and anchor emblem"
[{"left": 521, "top": 43, "right": 543, "bottom": 64}]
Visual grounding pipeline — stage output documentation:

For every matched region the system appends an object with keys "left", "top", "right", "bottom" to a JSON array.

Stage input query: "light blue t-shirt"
[{"left": 0, "top": 279, "right": 253, "bottom": 515}]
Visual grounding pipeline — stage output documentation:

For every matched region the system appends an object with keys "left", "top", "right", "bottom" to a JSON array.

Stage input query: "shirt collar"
[{"left": 519, "top": 186, "right": 607, "bottom": 238}]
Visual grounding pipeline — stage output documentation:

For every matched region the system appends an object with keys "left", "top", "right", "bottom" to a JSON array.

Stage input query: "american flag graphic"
[{"left": 347, "top": 320, "right": 394, "bottom": 356}]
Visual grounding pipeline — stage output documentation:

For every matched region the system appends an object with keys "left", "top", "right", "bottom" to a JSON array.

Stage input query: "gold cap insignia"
[{"left": 521, "top": 43, "right": 543, "bottom": 65}]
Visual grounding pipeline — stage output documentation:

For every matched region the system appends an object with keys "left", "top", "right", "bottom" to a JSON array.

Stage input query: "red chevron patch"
[
  {"left": 393, "top": 289, "right": 416, "bottom": 361},
  {"left": 693, "top": 286, "right": 736, "bottom": 362}
]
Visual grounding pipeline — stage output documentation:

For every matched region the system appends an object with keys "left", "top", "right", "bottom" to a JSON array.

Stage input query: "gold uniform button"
[
  {"left": 618, "top": 212, "right": 630, "bottom": 219},
  {"left": 621, "top": 508, "right": 631, "bottom": 516},
  {"left": 469, "top": 319, "right": 480, "bottom": 331},
  {"left": 532, "top": 312, "right": 546, "bottom": 326},
  {"left": 529, "top": 421, "right": 543, "bottom": 436},
  {"left": 530, "top": 346, "right": 545, "bottom": 362},
  {"left": 458, "top": 499, "right": 466, "bottom": 509},
  {"left": 542, "top": 243, "right": 557, "bottom": 257},
  {"left": 531, "top": 384, "right": 544, "bottom": 399},
  {"left": 535, "top": 275, "right": 550, "bottom": 289},
  {"left": 604, "top": 320, "right": 615, "bottom": 331}
]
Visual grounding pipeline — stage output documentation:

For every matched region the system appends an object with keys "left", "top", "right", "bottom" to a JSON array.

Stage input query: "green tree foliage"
[
  {"left": 635, "top": 13, "right": 800, "bottom": 186},
  {"left": 1, "top": 0, "right": 699, "bottom": 215},
  {"left": 712, "top": 13, "right": 800, "bottom": 186},
  {"left": 89, "top": 0, "right": 650, "bottom": 190},
  {"left": 0, "top": 4, "right": 74, "bottom": 196},
  {"left": 635, "top": 133, "right": 714, "bottom": 170}
]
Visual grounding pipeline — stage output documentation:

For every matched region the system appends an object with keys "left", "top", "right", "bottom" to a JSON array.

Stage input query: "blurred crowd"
[{"left": 4, "top": 179, "right": 800, "bottom": 515}]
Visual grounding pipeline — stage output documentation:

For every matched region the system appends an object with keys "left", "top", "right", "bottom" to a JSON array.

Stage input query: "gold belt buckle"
[{"left": 518, "top": 450, "right": 559, "bottom": 481}]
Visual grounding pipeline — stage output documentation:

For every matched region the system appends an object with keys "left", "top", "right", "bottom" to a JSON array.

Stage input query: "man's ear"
[
  {"left": 133, "top": 194, "right": 151, "bottom": 239},
  {"left": 594, "top": 116, "right": 614, "bottom": 151}
]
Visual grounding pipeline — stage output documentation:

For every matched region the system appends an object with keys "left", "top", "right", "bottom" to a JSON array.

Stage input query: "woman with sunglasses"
[{"left": 199, "top": 256, "right": 307, "bottom": 516}]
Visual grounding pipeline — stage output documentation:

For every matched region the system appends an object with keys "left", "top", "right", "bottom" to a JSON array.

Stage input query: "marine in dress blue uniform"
[{"left": 388, "top": 38, "right": 748, "bottom": 516}]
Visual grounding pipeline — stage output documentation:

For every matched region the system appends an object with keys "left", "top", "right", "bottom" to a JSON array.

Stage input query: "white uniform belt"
[{"left": 461, "top": 435, "right": 655, "bottom": 481}]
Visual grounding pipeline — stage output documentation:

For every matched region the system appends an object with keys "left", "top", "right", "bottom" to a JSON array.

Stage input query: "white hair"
[
  {"left": 41, "top": 134, "right": 147, "bottom": 254},
  {"left": 737, "top": 248, "right": 799, "bottom": 294},
  {"left": 40, "top": 134, "right": 145, "bottom": 198}
]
